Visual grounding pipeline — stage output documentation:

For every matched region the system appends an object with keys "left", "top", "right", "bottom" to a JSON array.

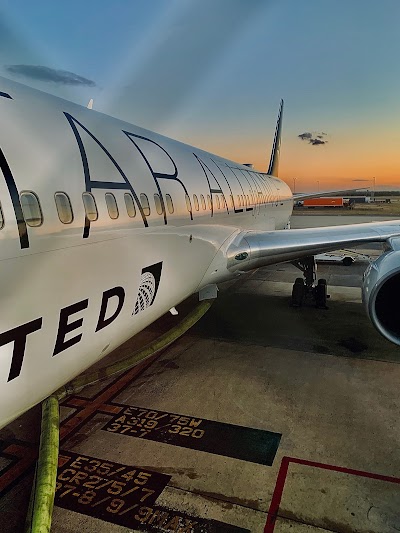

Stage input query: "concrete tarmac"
[{"left": 0, "top": 213, "right": 399, "bottom": 532}]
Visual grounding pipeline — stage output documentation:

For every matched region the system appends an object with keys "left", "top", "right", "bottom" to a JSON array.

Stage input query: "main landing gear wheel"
[
  {"left": 291, "top": 256, "right": 330, "bottom": 310},
  {"left": 291, "top": 278, "right": 305, "bottom": 307},
  {"left": 314, "top": 278, "right": 328, "bottom": 309}
]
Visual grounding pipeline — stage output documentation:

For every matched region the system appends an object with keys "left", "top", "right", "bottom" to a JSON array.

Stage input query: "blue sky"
[{"left": 1, "top": 0, "right": 400, "bottom": 189}]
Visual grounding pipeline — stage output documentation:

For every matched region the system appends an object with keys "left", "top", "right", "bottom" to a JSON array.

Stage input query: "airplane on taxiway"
[{"left": 0, "top": 76, "right": 399, "bottom": 429}]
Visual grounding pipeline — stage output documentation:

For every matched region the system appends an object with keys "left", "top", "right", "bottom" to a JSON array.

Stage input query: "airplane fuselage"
[{"left": 0, "top": 77, "right": 292, "bottom": 427}]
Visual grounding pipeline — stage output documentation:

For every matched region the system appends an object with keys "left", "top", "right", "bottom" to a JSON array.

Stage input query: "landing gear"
[
  {"left": 291, "top": 278, "right": 305, "bottom": 307},
  {"left": 290, "top": 256, "right": 329, "bottom": 309},
  {"left": 315, "top": 278, "right": 328, "bottom": 309}
]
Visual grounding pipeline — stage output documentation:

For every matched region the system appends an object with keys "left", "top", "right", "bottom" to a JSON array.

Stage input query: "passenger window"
[
  {"left": 140, "top": 193, "right": 150, "bottom": 216},
  {"left": 82, "top": 192, "right": 98, "bottom": 221},
  {"left": 185, "top": 194, "right": 192, "bottom": 212},
  {"left": 105, "top": 193, "right": 119, "bottom": 219},
  {"left": 21, "top": 191, "right": 43, "bottom": 227},
  {"left": 193, "top": 194, "right": 199, "bottom": 211},
  {"left": 124, "top": 193, "right": 136, "bottom": 217},
  {"left": 55, "top": 192, "right": 73, "bottom": 224},
  {"left": 207, "top": 194, "right": 212, "bottom": 210},
  {"left": 165, "top": 194, "right": 174, "bottom": 214},
  {"left": 154, "top": 194, "right": 163, "bottom": 215},
  {"left": 215, "top": 195, "right": 220, "bottom": 209},
  {"left": 0, "top": 201, "right": 4, "bottom": 229},
  {"left": 200, "top": 194, "right": 206, "bottom": 210}
]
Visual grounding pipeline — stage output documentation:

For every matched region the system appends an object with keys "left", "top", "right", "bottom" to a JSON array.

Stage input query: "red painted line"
[
  {"left": 62, "top": 397, "right": 88, "bottom": 408},
  {"left": 264, "top": 456, "right": 400, "bottom": 533},
  {"left": 59, "top": 353, "right": 159, "bottom": 442},
  {"left": 62, "top": 396, "right": 122, "bottom": 415},
  {"left": 264, "top": 456, "right": 290, "bottom": 533},
  {"left": 0, "top": 444, "right": 37, "bottom": 493},
  {"left": 288, "top": 457, "right": 400, "bottom": 484},
  {"left": 0, "top": 351, "right": 161, "bottom": 496}
]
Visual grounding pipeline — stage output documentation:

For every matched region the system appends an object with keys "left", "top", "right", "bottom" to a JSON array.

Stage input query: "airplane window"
[
  {"left": 124, "top": 193, "right": 136, "bottom": 217},
  {"left": 241, "top": 195, "right": 244, "bottom": 206},
  {"left": 221, "top": 195, "right": 226, "bottom": 208},
  {"left": 230, "top": 195, "right": 234, "bottom": 208},
  {"left": 154, "top": 194, "right": 163, "bottom": 215},
  {"left": 54, "top": 192, "right": 73, "bottom": 224},
  {"left": 200, "top": 194, "right": 206, "bottom": 210},
  {"left": 82, "top": 192, "right": 98, "bottom": 221},
  {"left": 237, "top": 195, "right": 241, "bottom": 207},
  {"left": 105, "top": 193, "right": 119, "bottom": 219},
  {"left": 193, "top": 194, "right": 199, "bottom": 211},
  {"left": 215, "top": 195, "right": 220, "bottom": 209},
  {"left": 165, "top": 194, "right": 174, "bottom": 214},
  {"left": 185, "top": 194, "right": 192, "bottom": 212},
  {"left": 247, "top": 195, "right": 250, "bottom": 206},
  {"left": 207, "top": 194, "right": 212, "bottom": 210},
  {"left": 140, "top": 193, "right": 150, "bottom": 216},
  {"left": 20, "top": 191, "right": 43, "bottom": 227}
]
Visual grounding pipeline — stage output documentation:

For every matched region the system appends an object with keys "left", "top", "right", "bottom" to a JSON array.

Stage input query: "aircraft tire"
[
  {"left": 291, "top": 278, "right": 305, "bottom": 307},
  {"left": 315, "top": 279, "right": 328, "bottom": 309}
]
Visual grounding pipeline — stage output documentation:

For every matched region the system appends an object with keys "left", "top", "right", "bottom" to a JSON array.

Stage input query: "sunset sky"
[{"left": 0, "top": 0, "right": 399, "bottom": 192}]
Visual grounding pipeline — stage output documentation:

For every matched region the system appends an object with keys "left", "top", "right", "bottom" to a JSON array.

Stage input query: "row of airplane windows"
[{"left": 0, "top": 189, "right": 278, "bottom": 229}]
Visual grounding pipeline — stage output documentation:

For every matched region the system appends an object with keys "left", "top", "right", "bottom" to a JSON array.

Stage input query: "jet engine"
[{"left": 362, "top": 246, "right": 400, "bottom": 345}]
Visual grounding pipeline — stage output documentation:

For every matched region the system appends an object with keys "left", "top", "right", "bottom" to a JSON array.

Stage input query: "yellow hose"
[
  {"left": 25, "top": 396, "right": 59, "bottom": 533},
  {"left": 55, "top": 300, "right": 213, "bottom": 401},
  {"left": 26, "top": 299, "right": 213, "bottom": 532}
]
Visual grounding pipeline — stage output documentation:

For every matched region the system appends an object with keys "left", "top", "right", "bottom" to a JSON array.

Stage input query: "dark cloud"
[
  {"left": 298, "top": 131, "right": 328, "bottom": 146},
  {"left": 298, "top": 132, "right": 312, "bottom": 140},
  {"left": 4, "top": 65, "right": 96, "bottom": 87}
]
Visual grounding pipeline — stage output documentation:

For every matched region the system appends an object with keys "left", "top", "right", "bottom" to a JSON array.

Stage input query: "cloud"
[
  {"left": 4, "top": 65, "right": 96, "bottom": 87},
  {"left": 298, "top": 131, "right": 328, "bottom": 146},
  {"left": 298, "top": 132, "right": 312, "bottom": 140}
]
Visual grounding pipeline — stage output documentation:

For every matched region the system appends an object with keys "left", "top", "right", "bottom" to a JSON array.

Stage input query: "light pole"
[
  {"left": 293, "top": 177, "right": 297, "bottom": 193},
  {"left": 372, "top": 177, "right": 376, "bottom": 202},
  {"left": 317, "top": 180, "right": 320, "bottom": 193}
]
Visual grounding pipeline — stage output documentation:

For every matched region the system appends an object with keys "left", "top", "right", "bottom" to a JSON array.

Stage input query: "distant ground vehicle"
[
  {"left": 315, "top": 252, "right": 354, "bottom": 265},
  {"left": 303, "top": 197, "right": 344, "bottom": 208}
]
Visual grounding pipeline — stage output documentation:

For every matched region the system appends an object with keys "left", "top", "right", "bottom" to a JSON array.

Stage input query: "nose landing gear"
[{"left": 290, "top": 256, "right": 329, "bottom": 309}]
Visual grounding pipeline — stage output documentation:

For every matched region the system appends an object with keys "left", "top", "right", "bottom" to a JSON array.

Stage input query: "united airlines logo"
[{"left": 133, "top": 262, "right": 163, "bottom": 315}]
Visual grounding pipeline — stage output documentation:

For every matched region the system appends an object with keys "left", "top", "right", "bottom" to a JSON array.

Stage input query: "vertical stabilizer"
[{"left": 267, "top": 99, "right": 284, "bottom": 177}]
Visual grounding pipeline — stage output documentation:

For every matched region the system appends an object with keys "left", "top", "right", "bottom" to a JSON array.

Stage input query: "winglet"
[
  {"left": 267, "top": 99, "right": 284, "bottom": 177},
  {"left": 87, "top": 98, "right": 94, "bottom": 110}
]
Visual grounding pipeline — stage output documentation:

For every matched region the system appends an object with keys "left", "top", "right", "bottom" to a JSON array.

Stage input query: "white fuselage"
[{"left": 0, "top": 77, "right": 292, "bottom": 427}]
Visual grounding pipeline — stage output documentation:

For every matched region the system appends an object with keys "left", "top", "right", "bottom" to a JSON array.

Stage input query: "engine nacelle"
[{"left": 362, "top": 247, "right": 400, "bottom": 345}]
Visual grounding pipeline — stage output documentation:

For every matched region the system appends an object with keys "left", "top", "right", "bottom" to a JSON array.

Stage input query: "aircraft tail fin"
[{"left": 267, "top": 99, "right": 284, "bottom": 177}]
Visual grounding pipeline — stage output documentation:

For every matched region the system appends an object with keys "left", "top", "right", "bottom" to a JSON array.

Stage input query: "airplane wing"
[
  {"left": 225, "top": 220, "right": 400, "bottom": 272},
  {"left": 293, "top": 188, "right": 367, "bottom": 201}
]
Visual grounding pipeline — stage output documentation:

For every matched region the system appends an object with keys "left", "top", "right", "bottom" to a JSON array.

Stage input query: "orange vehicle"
[{"left": 303, "top": 197, "right": 344, "bottom": 207}]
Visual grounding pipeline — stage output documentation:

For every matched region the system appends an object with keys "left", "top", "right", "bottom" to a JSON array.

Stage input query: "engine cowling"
[{"left": 362, "top": 248, "right": 400, "bottom": 345}]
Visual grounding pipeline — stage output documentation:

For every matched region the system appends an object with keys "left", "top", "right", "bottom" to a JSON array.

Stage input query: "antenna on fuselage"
[{"left": 267, "top": 99, "right": 284, "bottom": 177}]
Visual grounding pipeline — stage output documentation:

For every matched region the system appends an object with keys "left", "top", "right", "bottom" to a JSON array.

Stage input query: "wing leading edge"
[{"left": 225, "top": 220, "right": 400, "bottom": 273}]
